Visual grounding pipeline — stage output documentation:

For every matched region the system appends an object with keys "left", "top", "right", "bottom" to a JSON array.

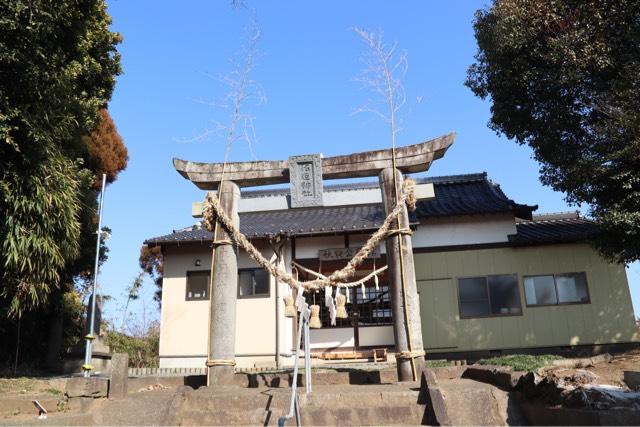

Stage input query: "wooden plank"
[{"left": 173, "top": 133, "right": 454, "bottom": 189}]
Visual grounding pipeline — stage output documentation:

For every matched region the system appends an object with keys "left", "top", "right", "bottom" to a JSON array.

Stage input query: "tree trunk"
[
  {"left": 14, "top": 317, "right": 21, "bottom": 375},
  {"left": 45, "top": 290, "right": 64, "bottom": 372}
]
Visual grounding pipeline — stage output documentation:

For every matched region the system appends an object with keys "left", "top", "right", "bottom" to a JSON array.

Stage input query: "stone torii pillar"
[
  {"left": 380, "top": 168, "right": 426, "bottom": 382},
  {"left": 207, "top": 180, "right": 240, "bottom": 385}
]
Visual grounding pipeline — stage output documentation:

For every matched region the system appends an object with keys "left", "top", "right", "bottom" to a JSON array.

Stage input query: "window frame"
[
  {"left": 353, "top": 285, "right": 393, "bottom": 327},
  {"left": 237, "top": 268, "right": 271, "bottom": 299},
  {"left": 185, "top": 270, "right": 210, "bottom": 301},
  {"left": 523, "top": 272, "right": 591, "bottom": 307},
  {"left": 305, "top": 285, "right": 393, "bottom": 329},
  {"left": 456, "top": 274, "right": 523, "bottom": 319}
]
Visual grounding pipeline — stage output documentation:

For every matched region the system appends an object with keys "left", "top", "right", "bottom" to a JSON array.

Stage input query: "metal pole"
[
  {"left": 304, "top": 321, "right": 311, "bottom": 394},
  {"left": 83, "top": 174, "right": 106, "bottom": 377},
  {"left": 279, "top": 311, "right": 306, "bottom": 426}
]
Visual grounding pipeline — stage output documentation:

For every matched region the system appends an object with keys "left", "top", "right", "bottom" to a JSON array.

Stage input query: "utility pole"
[{"left": 83, "top": 174, "right": 107, "bottom": 377}]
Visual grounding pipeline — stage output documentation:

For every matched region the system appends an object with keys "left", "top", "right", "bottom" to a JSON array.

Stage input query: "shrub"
[{"left": 106, "top": 323, "right": 159, "bottom": 368}]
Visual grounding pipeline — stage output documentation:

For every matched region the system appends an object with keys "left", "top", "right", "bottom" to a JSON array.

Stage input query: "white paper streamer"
[{"left": 328, "top": 294, "right": 337, "bottom": 326}]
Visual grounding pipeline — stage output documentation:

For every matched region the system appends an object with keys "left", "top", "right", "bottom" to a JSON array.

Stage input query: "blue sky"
[{"left": 102, "top": 0, "right": 639, "bottom": 328}]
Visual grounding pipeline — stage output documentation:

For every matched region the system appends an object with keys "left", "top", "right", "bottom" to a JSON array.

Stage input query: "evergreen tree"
[{"left": 466, "top": 0, "right": 640, "bottom": 263}]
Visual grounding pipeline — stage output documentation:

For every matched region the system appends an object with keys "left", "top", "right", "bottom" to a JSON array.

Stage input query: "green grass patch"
[
  {"left": 477, "top": 354, "right": 563, "bottom": 372},
  {"left": 425, "top": 360, "right": 451, "bottom": 368},
  {"left": 44, "top": 388, "right": 63, "bottom": 396}
]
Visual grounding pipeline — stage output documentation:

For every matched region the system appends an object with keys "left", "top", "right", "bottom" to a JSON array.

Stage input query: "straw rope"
[
  {"left": 206, "top": 359, "right": 236, "bottom": 367},
  {"left": 202, "top": 179, "right": 415, "bottom": 291},
  {"left": 396, "top": 350, "right": 425, "bottom": 360},
  {"left": 290, "top": 260, "right": 388, "bottom": 287}
]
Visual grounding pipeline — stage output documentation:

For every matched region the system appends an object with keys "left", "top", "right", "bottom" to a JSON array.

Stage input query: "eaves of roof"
[
  {"left": 145, "top": 172, "right": 539, "bottom": 246},
  {"left": 508, "top": 217, "right": 598, "bottom": 246}
]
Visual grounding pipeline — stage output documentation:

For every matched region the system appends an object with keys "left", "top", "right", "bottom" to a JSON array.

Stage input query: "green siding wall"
[{"left": 414, "top": 243, "right": 638, "bottom": 353}]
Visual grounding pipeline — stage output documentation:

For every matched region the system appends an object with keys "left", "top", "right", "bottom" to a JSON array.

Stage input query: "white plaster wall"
[
  {"left": 309, "top": 328, "right": 355, "bottom": 349},
  {"left": 412, "top": 214, "right": 516, "bottom": 248},
  {"left": 160, "top": 242, "right": 282, "bottom": 363},
  {"left": 237, "top": 188, "right": 383, "bottom": 213},
  {"left": 359, "top": 326, "right": 395, "bottom": 347},
  {"left": 160, "top": 357, "right": 206, "bottom": 369},
  {"left": 159, "top": 246, "right": 211, "bottom": 358},
  {"left": 235, "top": 241, "right": 276, "bottom": 356}
]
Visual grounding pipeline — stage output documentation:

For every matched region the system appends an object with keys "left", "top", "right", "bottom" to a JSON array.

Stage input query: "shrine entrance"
[
  {"left": 295, "top": 256, "right": 392, "bottom": 353},
  {"left": 173, "top": 132, "right": 455, "bottom": 384}
]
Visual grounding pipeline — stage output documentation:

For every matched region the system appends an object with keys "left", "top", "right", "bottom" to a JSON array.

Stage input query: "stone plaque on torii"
[{"left": 173, "top": 132, "right": 454, "bottom": 384}]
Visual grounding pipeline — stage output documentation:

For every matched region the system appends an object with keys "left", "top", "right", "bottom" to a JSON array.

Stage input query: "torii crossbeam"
[
  {"left": 173, "top": 132, "right": 454, "bottom": 189},
  {"left": 173, "top": 133, "right": 454, "bottom": 384}
]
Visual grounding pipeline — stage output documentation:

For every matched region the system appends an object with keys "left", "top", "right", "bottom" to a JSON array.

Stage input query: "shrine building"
[{"left": 145, "top": 172, "right": 639, "bottom": 369}]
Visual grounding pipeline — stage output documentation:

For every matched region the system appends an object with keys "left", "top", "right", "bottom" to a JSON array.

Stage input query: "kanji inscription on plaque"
[
  {"left": 318, "top": 247, "right": 380, "bottom": 261},
  {"left": 289, "top": 154, "right": 324, "bottom": 208}
]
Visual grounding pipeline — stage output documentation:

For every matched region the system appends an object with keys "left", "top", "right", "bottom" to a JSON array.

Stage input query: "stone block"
[
  {"left": 65, "top": 377, "right": 109, "bottom": 398},
  {"left": 421, "top": 370, "right": 451, "bottom": 426},
  {"left": 462, "top": 365, "right": 518, "bottom": 390},
  {"left": 109, "top": 353, "right": 129, "bottom": 399},
  {"left": 432, "top": 366, "right": 465, "bottom": 381}
]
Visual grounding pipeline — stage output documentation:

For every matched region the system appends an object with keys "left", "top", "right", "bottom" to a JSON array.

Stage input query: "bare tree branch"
[
  {"left": 353, "top": 28, "right": 409, "bottom": 148},
  {"left": 178, "top": 13, "right": 265, "bottom": 160}
]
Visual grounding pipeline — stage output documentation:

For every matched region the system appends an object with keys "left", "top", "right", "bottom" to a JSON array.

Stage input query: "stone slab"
[
  {"left": 65, "top": 377, "right": 109, "bottom": 399},
  {"left": 431, "top": 366, "right": 466, "bottom": 381},
  {"left": 421, "top": 369, "right": 451, "bottom": 426},
  {"left": 462, "top": 365, "right": 525, "bottom": 390},
  {"left": 109, "top": 353, "right": 128, "bottom": 399}
]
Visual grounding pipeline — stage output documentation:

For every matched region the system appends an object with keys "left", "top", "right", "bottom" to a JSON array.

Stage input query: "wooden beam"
[{"left": 174, "top": 133, "right": 454, "bottom": 189}]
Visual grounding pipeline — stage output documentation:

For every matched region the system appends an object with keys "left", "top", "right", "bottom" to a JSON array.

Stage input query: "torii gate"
[{"left": 173, "top": 132, "right": 454, "bottom": 384}]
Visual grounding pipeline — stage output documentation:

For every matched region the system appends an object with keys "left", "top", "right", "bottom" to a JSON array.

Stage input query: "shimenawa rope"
[{"left": 202, "top": 179, "right": 416, "bottom": 292}]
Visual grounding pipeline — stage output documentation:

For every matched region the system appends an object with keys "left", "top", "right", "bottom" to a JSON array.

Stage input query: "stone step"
[
  {"left": 0, "top": 396, "right": 62, "bottom": 418},
  {"left": 300, "top": 405, "right": 425, "bottom": 426},
  {"left": 178, "top": 404, "right": 425, "bottom": 426},
  {"left": 167, "top": 384, "right": 425, "bottom": 426},
  {"left": 171, "top": 408, "right": 269, "bottom": 426},
  {"left": 173, "top": 384, "right": 420, "bottom": 411},
  {"left": 0, "top": 412, "right": 93, "bottom": 426}
]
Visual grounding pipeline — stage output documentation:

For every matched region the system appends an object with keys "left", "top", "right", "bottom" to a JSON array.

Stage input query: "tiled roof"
[
  {"left": 146, "top": 204, "right": 389, "bottom": 245},
  {"left": 509, "top": 217, "right": 598, "bottom": 245},
  {"left": 415, "top": 173, "right": 535, "bottom": 220},
  {"left": 145, "top": 172, "right": 538, "bottom": 245}
]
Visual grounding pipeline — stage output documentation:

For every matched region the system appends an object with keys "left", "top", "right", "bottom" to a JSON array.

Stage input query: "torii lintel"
[{"left": 173, "top": 132, "right": 455, "bottom": 190}]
